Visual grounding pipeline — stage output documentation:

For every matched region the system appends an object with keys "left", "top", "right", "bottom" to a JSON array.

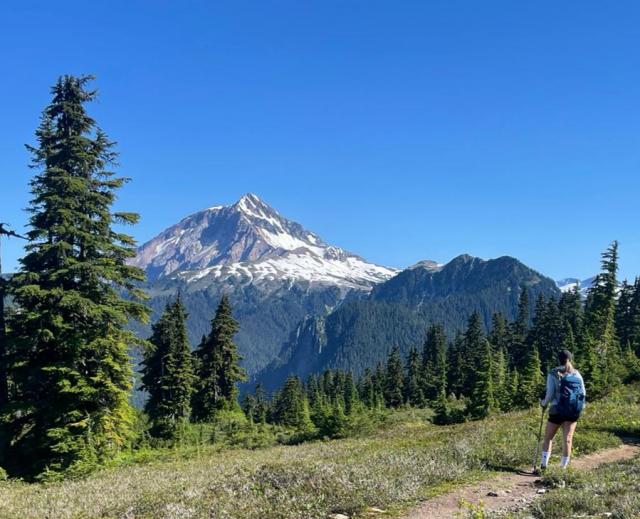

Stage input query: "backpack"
[{"left": 556, "top": 372, "right": 585, "bottom": 418}]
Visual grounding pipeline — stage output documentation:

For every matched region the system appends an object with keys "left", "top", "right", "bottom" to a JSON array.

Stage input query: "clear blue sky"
[{"left": 2, "top": 1, "right": 639, "bottom": 280}]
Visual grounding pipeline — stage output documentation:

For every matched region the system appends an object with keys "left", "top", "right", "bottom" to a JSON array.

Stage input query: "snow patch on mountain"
[
  {"left": 556, "top": 276, "right": 596, "bottom": 298},
  {"left": 133, "top": 193, "right": 398, "bottom": 290}
]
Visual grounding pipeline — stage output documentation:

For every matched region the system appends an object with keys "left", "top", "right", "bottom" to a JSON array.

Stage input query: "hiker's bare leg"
[
  {"left": 562, "top": 421, "right": 577, "bottom": 458},
  {"left": 543, "top": 421, "right": 560, "bottom": 452}
]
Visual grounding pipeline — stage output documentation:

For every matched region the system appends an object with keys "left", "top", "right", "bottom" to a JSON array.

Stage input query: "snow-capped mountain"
[
  {"left": 556, "top": 277, "right": 595, "bottom": 298},
  {"left": 130, "top": 194, "right": 400, "bottom": 376},
  {"left": 132, "top": 193, "right": 397, "bottom": 290}
]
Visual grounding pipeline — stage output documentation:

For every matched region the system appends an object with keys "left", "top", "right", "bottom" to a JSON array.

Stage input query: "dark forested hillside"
[
  {"left": 254, "top": 255, "right": 560, "bottom": 392},
  {"left": 131, "top": 276, "right": 350, "bottom": 376},
  {"left": 370, "top": 255, "right": 558, "bottom": 329}
]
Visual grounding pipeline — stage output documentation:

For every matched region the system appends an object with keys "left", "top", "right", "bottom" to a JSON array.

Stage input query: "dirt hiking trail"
[{"left": 402, "top": 441, "right": 640, "bottom": 518}]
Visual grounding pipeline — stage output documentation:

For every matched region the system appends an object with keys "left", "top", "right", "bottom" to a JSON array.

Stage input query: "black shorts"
[{"left": 548, "top": 413, "right": 579, "bottom": 425}]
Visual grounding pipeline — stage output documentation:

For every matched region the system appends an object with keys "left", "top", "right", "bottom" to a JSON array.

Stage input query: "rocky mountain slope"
[{"left": 132, "top": 193, "right": 396, "bottom": 289}]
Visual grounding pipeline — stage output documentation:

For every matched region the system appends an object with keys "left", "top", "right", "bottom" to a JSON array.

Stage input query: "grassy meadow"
[{"left": 0, "top": 385, "right": 638, "bottom": 519}]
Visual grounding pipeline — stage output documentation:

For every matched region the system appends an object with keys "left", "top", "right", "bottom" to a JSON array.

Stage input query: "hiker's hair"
[{"left": 558, "top": 349, "right": 574, "bottom": 374}]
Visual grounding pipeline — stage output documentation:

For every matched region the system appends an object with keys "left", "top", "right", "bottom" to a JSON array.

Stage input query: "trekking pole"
[{"left": 532, "top": 404, "right": 546, "bottom": 474}]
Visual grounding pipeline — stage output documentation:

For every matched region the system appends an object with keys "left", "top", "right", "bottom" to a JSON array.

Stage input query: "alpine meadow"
[{"left": 2, "top": 3, "right": 640, "bottom": 518}]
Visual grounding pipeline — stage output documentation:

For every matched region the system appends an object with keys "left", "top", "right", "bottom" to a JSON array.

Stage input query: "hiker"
[{"left": 539, "top": 349, "right": 586, "bottom": 470}]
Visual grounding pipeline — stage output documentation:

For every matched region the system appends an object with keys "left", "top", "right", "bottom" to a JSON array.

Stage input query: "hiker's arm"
[{"left": 540, "top": 373, "right": 554, "bottom": 407}]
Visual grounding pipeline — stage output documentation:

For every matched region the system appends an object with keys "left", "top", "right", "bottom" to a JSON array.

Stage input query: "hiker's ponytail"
[{"left": 558, "top": 349, "right": 574, "bottom": 374}]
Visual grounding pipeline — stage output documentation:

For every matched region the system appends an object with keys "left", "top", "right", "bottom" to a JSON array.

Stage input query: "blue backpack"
[{"left": 556, "top": 372, "right": 585, "bottom": 418}]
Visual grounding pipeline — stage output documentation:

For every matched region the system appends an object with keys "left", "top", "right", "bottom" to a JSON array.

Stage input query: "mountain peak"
[
  {"left": 410, "top": 260, "right": 443, "bottom": 271},
  {"left": 235, "top": 193, "right": 270, "bottom": 213},
  {"left": 132, "top": 194, "right": 397, "bottom": 288}
]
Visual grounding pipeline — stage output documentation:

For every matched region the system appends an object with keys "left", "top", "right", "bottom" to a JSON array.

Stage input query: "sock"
[
  {"left": 561, "top": 456, "right": 570, "bottom": 469},
  {"left": 541, "top": 451, "right": 551, "bottom": 467}
]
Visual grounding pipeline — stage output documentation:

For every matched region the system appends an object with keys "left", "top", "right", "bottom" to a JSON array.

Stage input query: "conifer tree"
[
  {"left": 616, "top": 278, "right": 640, "bottom": 357},
  {"left": 4, "top": 76, "right": 149, "bottom": 477},
  {"left": 358, "top": 368, "right": 376, "bottom": 408},
  {"left": 447, "top": 333, "right": 466, "bottom": 397},
  {"left": 518, "top": 346, "right": 544, "bottom": 408},
  {"left": 331, "top": 370, "right": 347, "bottom": 406},
  {"left": 344, "top": 371, "right": 359, "bottom": 414},
  {"left": 468, "top": 338, "right": 494, "bottom": 419},
  {"left": 580, "top": 330, "right": 605, "bottom": 397},
  {"left": 322, "top": 369, "right": 334, "bottom": 398},
  {"left": 372, "top": 363, "right": 386, "bottom": 407},
  {"left": 506, "top": 368, "right": 520, "bottom": 410},
  {"left": 489, "top": 313, "right": 509, "bottom": 353},
  {"left": 462, "top": 313, "right": 485, "bottom": 396},
  {"left": 404, "top": 348, "right": 424, "bottom": 407},
  {"left": 384, "top": 346, "right": 404, "bottom": 408},
  {"left": 509, "top": 288, "right": 530, "bottom": 363},
  {"left": 253, "top": 384, "right": 268, "bottom": 423},
  {"left": 528, "top": 296, "right": 565, "bottom": 370},
  {"left": 559, "top": 288, "right": 584, "bottom": 344},
  {"left": 191, "top": 296, "right": 246, "bottom": 421},
  {"left": 421, "top": 324, "right": 447, "bottom": 402},
  {"left": 585, "top": 241, "right": 622, "bottom": 389},
  {"left": 141, "top": 297, "right": 195, "bottom": 440},
  {"left": 492, "top": 346, "right": 510, "bottom": 411},
  {"left": 273, "top": 375, "right": 313, "bottom": 431},
  {"left": 305, "top": 375, "right": 322, "bottom": 409}
]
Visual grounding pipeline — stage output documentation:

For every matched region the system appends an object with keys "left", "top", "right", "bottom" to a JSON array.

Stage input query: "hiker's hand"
[{"left": 539, "top": 399, "right": 546, "bottom": 407}]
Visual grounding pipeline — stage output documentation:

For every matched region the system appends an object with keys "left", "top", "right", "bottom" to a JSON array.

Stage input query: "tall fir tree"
[
  {"left": 3, "top": 76, "right": 148, "bottom": 477},
  {"left": 509, "top": 288, "right": 530, "bottom": 363},
  {"left": 358, "top": 368, "right": 376, "bottom": 408},
  {"left": 489, "top": 313, "right": 509, "bottom": 353},
  {"left": 518, "top": 346, "right": 544, "bottom": 408},
  {"left": 558, "top": 288, "right": 584, "bottom": 346},
  {"left": 447, "top": 332, "right": 466, "bottom": 397},
  {"left": 616, "top": 278, "right": 640, "bottom": 357},
  {"left": 191, "top": 295, "right": 246, "bottom": 421},
  {"left": 384, "top": 346, "right": 404, "bottom": 408},
  {"left": 421, "top": 324, "right": 447, "bottom": 402},
  {"left": 403, "top": 348, "right": 424, "bottom": 407},
  {"left": 273, "top": 375, "right": 313, "bottom": 431},
  {"left": 585, "top": 241, "right": 622, "bottom": 389},
  {"left": 461, "top": 313, "right": 485, "bottom": 395},
  {"left": 468, "top": 337, "right": 494, "bottom": 419},
  {"left": 141, "top": 297, "right": 195, "bottom": 440},
  {"left": 343, "top": 371, "right": 359, "bottom": 414},
  {"left": 492, "top": 346, "right": 510, "bottom": 411}
]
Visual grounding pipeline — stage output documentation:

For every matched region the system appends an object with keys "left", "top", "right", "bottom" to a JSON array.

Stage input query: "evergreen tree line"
[{"left": 246, "top": 241, "right": 640, "bottom": 429}]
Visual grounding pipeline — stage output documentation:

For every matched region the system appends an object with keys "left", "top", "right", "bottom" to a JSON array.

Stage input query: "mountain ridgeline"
[
  {"left": 130, "top": 194, "right": 560, "bottom": 392},
  {"left": 256, "top": 254, "right": 559, "bottom": 391}
]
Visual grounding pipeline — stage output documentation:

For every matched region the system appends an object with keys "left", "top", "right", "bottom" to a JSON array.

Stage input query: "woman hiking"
[{"left": 539, "top": 349, "right": 586, "bottom": 470}]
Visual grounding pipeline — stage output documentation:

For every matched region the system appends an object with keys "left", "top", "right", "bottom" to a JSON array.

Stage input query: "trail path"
[{"left": 402, "top": 441, "right": 640, "bottom": 518}]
